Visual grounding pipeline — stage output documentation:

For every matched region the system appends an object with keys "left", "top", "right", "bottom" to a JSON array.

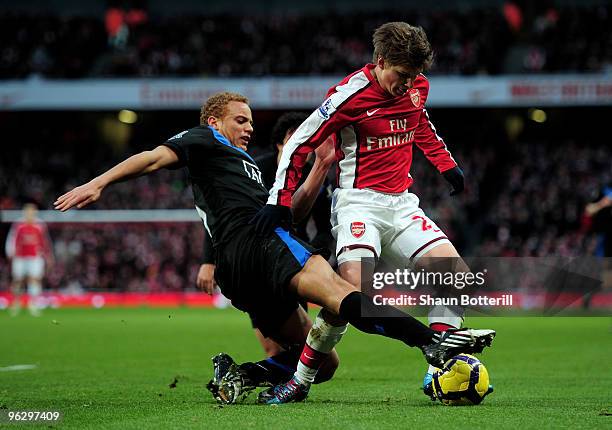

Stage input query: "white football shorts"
[
  {"left": 331, "top": 188, "right": 450, "bottom": 266},
  {"left": 11, "top": 256, "right": 45, "bottom": 280}
]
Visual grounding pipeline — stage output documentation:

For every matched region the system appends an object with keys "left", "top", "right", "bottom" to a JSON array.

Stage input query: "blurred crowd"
[
  {"left": 1, "top": 3, "right": 611, "bottom": 79},
  {"left": 44, "top": 223, "right": 204, "bottom": 292},
  {"left": 0, "top": 143, "right": 193, "bottom": 211},
  {"left": 1, "top": 134, "right": 609, "bottom": 292},
  {"left": 0, "top": 222, "right": 203, "bottom": 294},
  {"left": 420, "top": 142, "right": 611, "bottom": 258}
]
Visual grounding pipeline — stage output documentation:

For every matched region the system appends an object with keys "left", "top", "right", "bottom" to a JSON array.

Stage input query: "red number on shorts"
[{"left": 412, "top": 215, "right": 440, "bottom": 232}]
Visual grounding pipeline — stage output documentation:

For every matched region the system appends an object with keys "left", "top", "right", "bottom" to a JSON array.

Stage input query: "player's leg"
[
  {"left": 26, "top": 277, "right": 42, "bottom": 317},
  {"left": 417, "top": 242, "right": 467, "bottom": 331},
  {"left": 272, "top": 189, "right": 446, "bottom": 393},
  {"left": 416, "top": 242, "right": 467, "bottom": 323},
  {"left": 286, "top": 254, "right": 376, "bottom": 388},
  {"left": 293, "top": 255, "right": 492, "bottom": 355},
  {"left": 386, "top": 197, "right": 469, "bottom": 390},
  {"left": 211, "top": 304, "right": 340, "bottom": 403},
  {"left": 9, "top": 279, "right": 23, "bottom": 316},
  {"left": 414, "top": 243, "right": 467, "bottom": 389},
  {"left": 283, "top": 190, "right": 382, "bottom": 388},
  {"left": 259, "top": 254, "right": 495, "bottom": 404},
  {"left": 10, "top": 258, "right": 25, "bottom": 316},
  {"left": 207, "top": 227, "right": 340, "bottom": 404},
  {"left": 256, "top": 305, "right": 348, "bottom": 404},
  {"left": 253, "top": 299, "right": 311, "bottom": 358},
  {"left": 253, "top": 329, "right": 283, "bottom": 358},
  {"left": 26, "top": 257, "right": 45, "bottom": 316},
  {"left": 250, "top": 298, "right": 340, "bottom": 385},
  {"left": 264, "top": 305, "right": 347, "bottom": 397},
  {"left": 323, "top": 193, "right": 468, "bottom": 393},
  {"left": 247, "top": 308, "right": 284, "bottom": 357},
  {"left": 209, "top": 307, "right": 309, "bottom": 403},
  {"left": 254, "top": 303, "right": 340, "bottom": 385},
  {"left": 416, "top": 243, "right": 496, "bottom": 398}
]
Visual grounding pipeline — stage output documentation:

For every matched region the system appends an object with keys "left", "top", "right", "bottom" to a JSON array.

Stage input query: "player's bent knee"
[
  {"left": 338, "top": 261, "right": 361, "bottom": 287},
  {"left": 337, "top": 246, "right": 376, "bottom": 266},
  {"left": 338, "top": 248, "right": 376, "bottom": 288}
]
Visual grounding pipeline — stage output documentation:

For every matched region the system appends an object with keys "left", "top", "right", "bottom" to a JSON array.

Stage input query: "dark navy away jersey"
[{"left": 163, "top": 125, "right": 269, "bottom": 247}]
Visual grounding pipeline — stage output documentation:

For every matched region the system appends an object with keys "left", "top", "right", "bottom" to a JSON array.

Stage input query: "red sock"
[
  {"left": 430, "top": 322, "right": 455, "bottom": 332},
  {"left": 295, "top": 343, "right": 328, "bottom": 384}
]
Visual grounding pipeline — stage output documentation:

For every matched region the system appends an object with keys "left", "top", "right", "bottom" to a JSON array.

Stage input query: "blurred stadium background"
[{"left": 0, "top": 0, "right": 611, "bottom": 308}]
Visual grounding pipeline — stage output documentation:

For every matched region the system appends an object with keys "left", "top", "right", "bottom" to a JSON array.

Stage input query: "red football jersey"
[
  {"left": 5, "top": 220, "right": 51, "bottom": 258},
  {"left": 268, "top": 63, "right": 457, "bottom": 207}
]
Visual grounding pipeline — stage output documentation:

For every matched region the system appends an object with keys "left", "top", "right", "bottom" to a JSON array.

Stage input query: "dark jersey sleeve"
[
  {"left": 202, "top": 229, "right": 215, "bottom": 264},
  {"left": 162, "top": 127, "right": 214, "bottom": 167}
]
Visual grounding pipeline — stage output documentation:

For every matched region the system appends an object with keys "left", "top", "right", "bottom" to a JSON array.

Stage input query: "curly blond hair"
[
  {"left": 372, "top": 22, "right": 433, "bottom": 72},
  {"left": 200, "top": 92, "right": 249, "bottom": 125}
]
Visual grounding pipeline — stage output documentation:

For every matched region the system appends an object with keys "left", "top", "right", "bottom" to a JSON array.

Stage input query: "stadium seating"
[{"left": 0, "top": 5, "right": 610, "bottom": 78}]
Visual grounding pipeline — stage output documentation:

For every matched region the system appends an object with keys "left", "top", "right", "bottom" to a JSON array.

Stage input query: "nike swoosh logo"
[
  {"left": 303, "top": 353, "right": 315, "bottom": 360},
  {"left": 366, "top": 108, "right": 381, "bottom": 116}
]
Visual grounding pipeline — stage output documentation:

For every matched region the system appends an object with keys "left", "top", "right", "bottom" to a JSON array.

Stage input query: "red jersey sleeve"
[
  {"left": 267, "top": 70, "right": 371, "bottom": 207},
  {"left": 413, "top": 80, "right": 457, "bottom": 173}
]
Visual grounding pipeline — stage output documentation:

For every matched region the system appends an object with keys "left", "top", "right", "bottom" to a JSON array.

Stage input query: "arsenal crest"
[
  {"left": 409, "top": 88, "right": 421, "bottom": 107},
  {"left": 350, "top": 221, "right": 366, "bottom": 238}
]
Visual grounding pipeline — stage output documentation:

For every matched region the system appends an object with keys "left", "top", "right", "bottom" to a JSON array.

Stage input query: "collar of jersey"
[{"left": 207, "top": 125, "right": 255, "bottom": 163}]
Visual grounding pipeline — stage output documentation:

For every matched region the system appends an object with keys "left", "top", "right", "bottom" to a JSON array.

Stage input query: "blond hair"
[
  {"left": 200, "top": 92, "right": 249, "bottom": 125},
  {"left": 372, "top": 22, "right": 434, "bottom": 71}
]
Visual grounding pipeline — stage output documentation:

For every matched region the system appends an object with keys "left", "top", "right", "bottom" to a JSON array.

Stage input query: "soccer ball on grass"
[{"left": 430, "top": 354, "right": 492, "bottom": 405}]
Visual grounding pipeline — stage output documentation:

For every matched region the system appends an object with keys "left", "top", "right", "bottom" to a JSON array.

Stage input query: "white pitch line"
[{"left": 0, "top": 364, "right": 37, "bottom": 372}]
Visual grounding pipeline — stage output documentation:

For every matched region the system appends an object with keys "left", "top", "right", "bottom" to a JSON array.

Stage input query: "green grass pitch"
[{"left": 1, "top": 308, "right": 610, "bottom": 429}]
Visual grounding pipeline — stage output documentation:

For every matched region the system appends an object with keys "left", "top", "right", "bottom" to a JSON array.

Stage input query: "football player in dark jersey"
[
  {"left": 55, "top": 91, "right": 495, "bottom": 405},
  {"left": 197, "top": 111, "right": 333, "bottom": 359}
]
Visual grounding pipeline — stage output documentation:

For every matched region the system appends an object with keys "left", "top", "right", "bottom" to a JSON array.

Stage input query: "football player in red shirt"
[
  {"left": 5, "top": 203, "right": 53, "bottom": 316},
  {"left": 252, "top": 22, "right": 481, "bottom": 403}
]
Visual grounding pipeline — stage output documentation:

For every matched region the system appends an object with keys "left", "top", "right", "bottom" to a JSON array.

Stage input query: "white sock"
[
  {"left": 27, "top": 282, "right": 42, "bottom": 314},
  {"left": 427, "top": 304, "right": 464, "bottom": 331},
  {"left": 295, "top": 311, "right": 347, "bottom": 385},
  {"left": 427, "top": 305, "right": 464, "bottom": 374}
]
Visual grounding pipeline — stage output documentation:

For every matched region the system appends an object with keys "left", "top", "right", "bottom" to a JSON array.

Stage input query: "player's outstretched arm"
[{"left": 54, "top": 146, "right": 179, "bottom": 211}]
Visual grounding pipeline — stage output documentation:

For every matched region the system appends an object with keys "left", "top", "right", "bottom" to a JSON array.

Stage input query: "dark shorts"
[{"left": 214, "top": 225, "right": 319, "bottom": 337}]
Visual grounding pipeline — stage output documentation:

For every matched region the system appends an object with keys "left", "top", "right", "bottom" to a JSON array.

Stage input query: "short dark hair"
[
  {"left": 200, "top": 92, "right": 249, "bottom": 125},
  {"left": 372, "top": 22, "right": 434, "bottom": 72},
  {"left": 270, "top": 112, "right": 309, "bottom": 150}
]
